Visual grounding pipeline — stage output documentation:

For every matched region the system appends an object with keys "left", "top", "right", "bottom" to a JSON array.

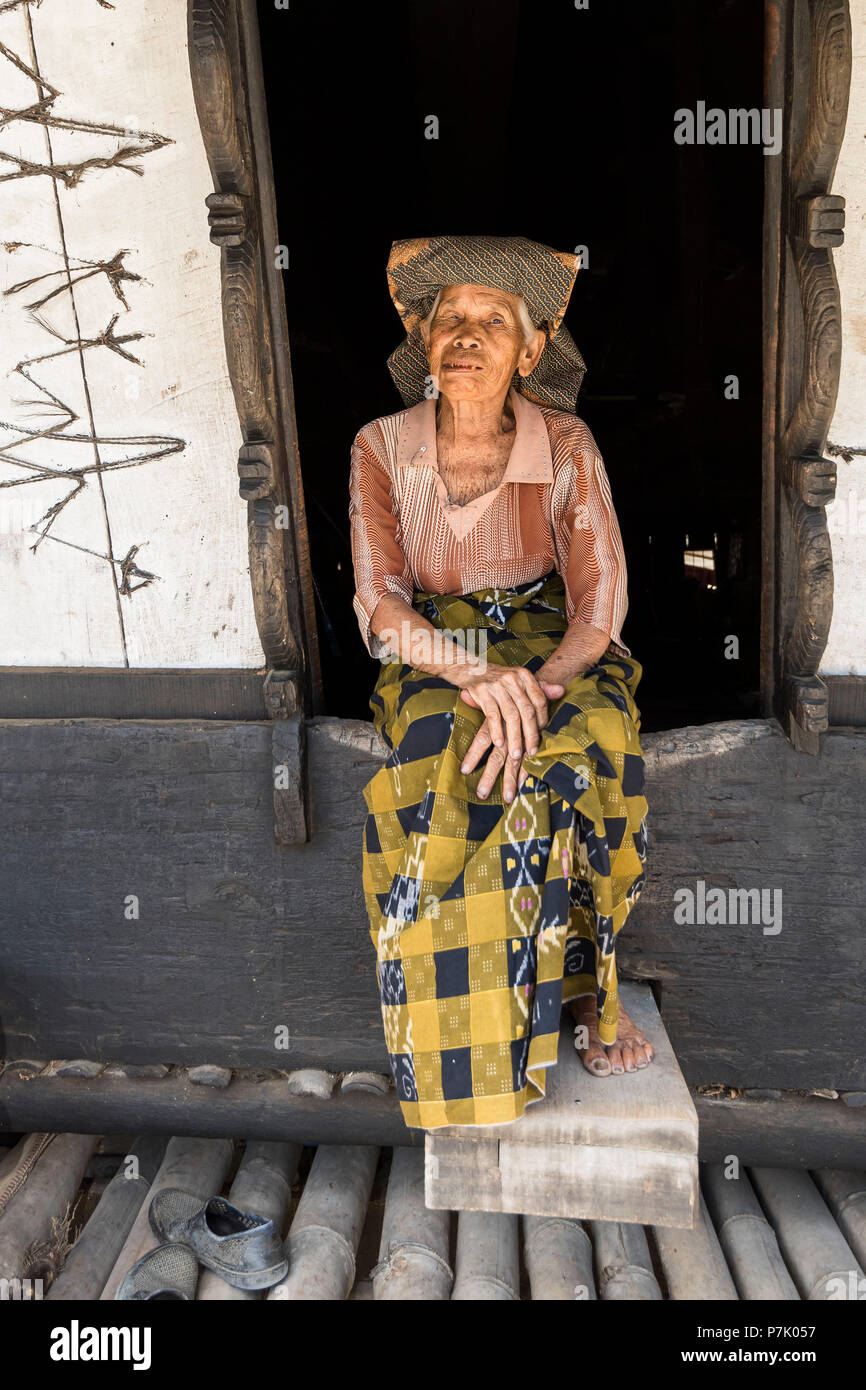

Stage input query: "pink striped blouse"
[{"left": 349, "top": 387, "right": 630, "bottom": 661}]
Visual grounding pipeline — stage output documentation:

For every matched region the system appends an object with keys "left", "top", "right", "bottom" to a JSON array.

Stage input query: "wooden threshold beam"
[{"left": 1, "top": 1071, "right": 864, "bottom": 1170}]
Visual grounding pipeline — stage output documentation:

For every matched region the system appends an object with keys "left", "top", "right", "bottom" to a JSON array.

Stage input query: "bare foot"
[{"left": 567, "top": 994, "right": 655, "bottom": 1077}]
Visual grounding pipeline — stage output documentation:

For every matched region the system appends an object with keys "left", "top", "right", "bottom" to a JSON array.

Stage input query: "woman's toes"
[
  {"left": 580, "top": 1043, "right": 611, "bottom": 1076},
  {"left": 606, "top": 1044, "right": 625, "bottom": 1075},
  {"left": 620, "top": 1042, "right": 638, "bottom": 1073}
]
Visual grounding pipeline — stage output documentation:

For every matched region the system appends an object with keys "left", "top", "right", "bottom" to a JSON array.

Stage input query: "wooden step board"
[{"left": 424, "top": 983, "right": 699, "bottom": 1229}]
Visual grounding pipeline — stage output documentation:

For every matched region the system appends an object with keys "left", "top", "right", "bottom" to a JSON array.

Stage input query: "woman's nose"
[{"left": 452, "top": 325, "right": 481, "bottom": 348}]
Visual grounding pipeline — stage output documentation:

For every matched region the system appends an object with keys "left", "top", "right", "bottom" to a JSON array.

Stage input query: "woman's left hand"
[{"left": 459, "top": 673, "right": 564, "bottom": 802}]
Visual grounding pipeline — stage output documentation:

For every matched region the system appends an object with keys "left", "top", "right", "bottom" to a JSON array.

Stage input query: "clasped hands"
[{"left": 457, "top": 665, "right": 565, "bottom": 803}]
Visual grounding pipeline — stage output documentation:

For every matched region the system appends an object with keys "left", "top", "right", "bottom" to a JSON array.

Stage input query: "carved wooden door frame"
[
  {"left": 188, "top": 0, "right": 322, "bottom": 728},
  {"left": 188, "top": 0, "right": 323, "bottom": 843},
  {"left": 189, "top": 0, "right": 856, "bottom": 757},
  {"left": 762, "top": 0, "right": 852, "bottom": 752}
]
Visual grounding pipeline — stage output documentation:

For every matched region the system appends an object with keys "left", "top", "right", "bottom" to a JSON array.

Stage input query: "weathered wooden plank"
[
  {"left": 0, "top": 670, "right": 265, "bottom": 719},
  {"left": 826, "top": 675, "right": 866, "bottom": 727},
  {"left": 694, "top": 1092, "right": 866, "bottom": 1170},
  {"left": 2, "top": 1069, "right": 863, "bottom": 1169},
  {"left": 426, "top": 989, "right": 699, "bottom": 1229},
  {"left": 0, "top": 1070, "right": 412, "bottom": 1148},
  {"left": 0, "top": 717, "right": 864, "bottom": 1090},
  {"left": 271, "top": 713, "right": 308, "bottom": 845}
]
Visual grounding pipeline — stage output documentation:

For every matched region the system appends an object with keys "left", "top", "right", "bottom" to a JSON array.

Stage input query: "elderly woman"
[{"left": 349, "top": 235, "right": 651, "bottom": 1130}]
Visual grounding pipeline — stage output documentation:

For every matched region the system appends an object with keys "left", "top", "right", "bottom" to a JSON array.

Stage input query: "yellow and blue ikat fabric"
[{"left": 361, "top": 571, "right": 648, "bottom": 1129}]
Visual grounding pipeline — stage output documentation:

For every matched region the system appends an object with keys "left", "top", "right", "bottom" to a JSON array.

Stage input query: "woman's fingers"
[
  {"left": 506, "top": 673, "right": 544, "bottom": 755},
  {"left": 521, "top": 678, "right": 550, "bottom": 742},
  {"left": 491, "top": 686, "right": 525, "bottom": 771},
  {"left": 477, "top": 744, "right": 506, "bottom": 800},
  {"left": 460, "top": 720, "right": 492, "bottom": 775},
  {"left": 459, "top": 670, "right": 568, "bottom": 794},
  {"left": 474, "top": 689, "right": 505, "bottom": 751}
]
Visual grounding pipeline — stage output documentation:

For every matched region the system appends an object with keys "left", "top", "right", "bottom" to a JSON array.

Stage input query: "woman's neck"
[{"left": 436, "top": 391, "right": 515, "bottom": 447}]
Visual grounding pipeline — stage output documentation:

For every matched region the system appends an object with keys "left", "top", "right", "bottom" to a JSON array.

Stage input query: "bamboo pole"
[
  {"left": 451, "top": 1212, "right": 519, "bottom": 1301},
  {"left": 702, "top": 1162, "right": 798, "bottom": 1300},
  {"left": 47, "top": 1135, "right": 167, "bottom": 1301},
  {"left": 372, "top": 1148, "right": 453, "bottom": 1300},
  {"left": 750, "top": 1167, "right": 866, "bottom": 1300},
  {"left": 100, "top": 1136, "right": 234, "bottom": 1300},
  {"left": 268, "top": 1145, "right": 378, "bottom": 1301},
  {"left": 0, "top": 1133, "right": 98, "bottom": 1284},
  {"left": 198, "top": 1141, "right": 300, "bottom": 1300},
  {"left": 813, "top": 1170, "right": 866, "bottom": 1274},
  {"left": 589, "top": 1220, "right": 663, "bottom": 1300},
  {"left": 522, "top": 1216, "right": 596, "bottom": 1300},
  {"left": 652, "top": 1192, "right": 738, "bottom": 1300}
]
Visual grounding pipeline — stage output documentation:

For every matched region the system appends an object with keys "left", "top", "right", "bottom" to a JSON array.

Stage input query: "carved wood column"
[
  {"left": 764, "top": 0, "right": 851, "bottom": 753},
  {"left": 188, "top": 0, "right": 320, "bottom": 839},
  {"left": 187, "top": 0, "right": 321, "bottom": 678}
]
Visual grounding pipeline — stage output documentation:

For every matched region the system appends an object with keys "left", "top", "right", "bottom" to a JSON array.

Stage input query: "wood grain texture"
[
  {"left": 770, "top": 0, "right": 852, "bottom": 748},
  {"left": 0, "top": 716, "right": 864, "bottom": 1092},
  {"left": 272, "top": 712, "right": 308, "bottom": 845},
  {"left": 825, "top": 675, "right": 866, "bottom": 726},
  {"left": 425, "top": 989, "right": 699, "bottom": 1230},
  {"left": 0, "top": 669, "right": 266, "bottom": 720},
  {"left": 187, "top": 0, "right": 317, "bottom": 687},
  {"left": 0, "top": 1072, "right": 863, "bottom": 1168}
]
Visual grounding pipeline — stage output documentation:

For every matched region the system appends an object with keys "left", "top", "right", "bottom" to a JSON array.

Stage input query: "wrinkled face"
[{"left": 421, "top": 283, "right": 546, "bottom": 403}]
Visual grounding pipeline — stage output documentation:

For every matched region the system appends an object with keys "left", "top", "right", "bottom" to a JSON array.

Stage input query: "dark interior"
[{"left": 258, "top": 0, "right": 764, "bottom": 731}]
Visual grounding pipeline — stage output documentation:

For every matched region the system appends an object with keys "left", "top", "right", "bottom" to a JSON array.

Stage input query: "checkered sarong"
[{"left": 362, "top": 572, "right": 648, "bottom": 1129}]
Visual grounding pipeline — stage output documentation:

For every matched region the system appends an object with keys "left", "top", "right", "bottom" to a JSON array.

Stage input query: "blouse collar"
[{"left": 395, "top": 386, "right": 553, "bottom": 483}]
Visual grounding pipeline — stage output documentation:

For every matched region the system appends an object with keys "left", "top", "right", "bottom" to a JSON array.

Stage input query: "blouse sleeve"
[
  {"left": 550, "top": 443, "right": 631, "bottom": 658},
  {"left": 348, "top": 424, "right": 415, "bottom": 658}
]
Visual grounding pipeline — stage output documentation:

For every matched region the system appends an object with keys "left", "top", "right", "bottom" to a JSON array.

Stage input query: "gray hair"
[{"left": 422, "top": 288, "right": 540, "bottom": 346}]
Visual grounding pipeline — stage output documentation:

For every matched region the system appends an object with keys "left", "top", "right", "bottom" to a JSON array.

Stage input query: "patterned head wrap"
[{"left": 386, "top": 235, "right": 585, "bottom": 413}]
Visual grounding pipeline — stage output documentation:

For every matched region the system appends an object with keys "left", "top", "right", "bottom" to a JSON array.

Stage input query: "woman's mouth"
[{"left": 442, "top": 361, "right": 483, "bottom": 371}]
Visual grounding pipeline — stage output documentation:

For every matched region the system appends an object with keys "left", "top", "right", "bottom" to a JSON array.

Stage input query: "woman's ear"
[{"left": 517, "top": 328, "right": 547, "bottom": 379}]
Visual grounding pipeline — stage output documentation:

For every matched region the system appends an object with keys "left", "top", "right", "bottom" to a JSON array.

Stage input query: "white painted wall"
[
  {"left": 0, "top": 0, "right": 263, "bottom": 668},
  {"left": 823, "top": 0, "right": 866, "bottom": 676}
]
